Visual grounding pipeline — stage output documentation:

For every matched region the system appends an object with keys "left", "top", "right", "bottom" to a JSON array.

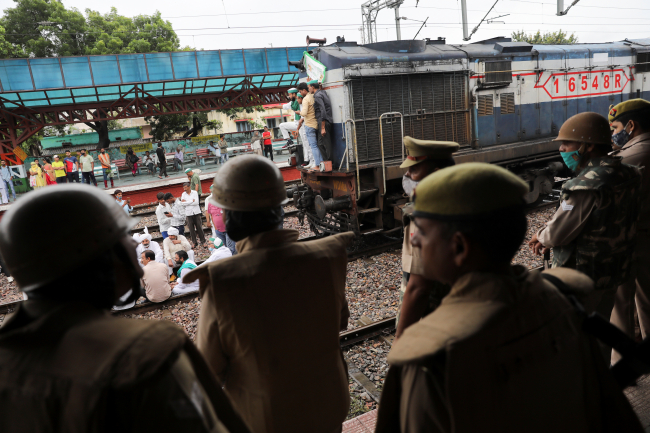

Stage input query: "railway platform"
[
  {"left": 0, "top": 158, "right": 300, "bottom": 214},
  {"left": 342, "top": 409, "right": 377, "bottom": 433}
]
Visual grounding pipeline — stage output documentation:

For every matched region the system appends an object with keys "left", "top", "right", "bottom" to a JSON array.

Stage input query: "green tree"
[
  {"left": 145, "top": 112, "right": 222, "bottom": 141},
  {"left": 1, "top": 0, "right": 192, "bottom": 149},
  {"left": 0, "top": 24, "right": 25, "bottom": 57},
  {"left": 0, "top": 1, "right": 188, "bottom": 57},
  {"left": 511, "top": 29, "right": 578, "bottom": 44}
]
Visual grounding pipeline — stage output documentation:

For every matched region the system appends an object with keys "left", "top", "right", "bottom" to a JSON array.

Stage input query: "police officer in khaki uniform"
[
  {"left": 397, "top": 136, "right": 458, "bottom": 338},
  {"left": 528, "top": 113, "right": 642, "bottom": 351},
  {"left": 0, "top": 185, "right": 250, "bottom": 433},
  {"left": 375, "top": 163, "right": 643, "bottom": 433},
  {"left": 608, "top": 99, "right": 650, "bottom": 362},
  {"left": 185, "top": 155, "right": 353, "bottom": 433}
]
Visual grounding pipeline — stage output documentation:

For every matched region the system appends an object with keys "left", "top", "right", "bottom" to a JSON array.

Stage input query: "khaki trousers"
[{"left": 611, "top": 232, "right": 650, "bottom": 363}]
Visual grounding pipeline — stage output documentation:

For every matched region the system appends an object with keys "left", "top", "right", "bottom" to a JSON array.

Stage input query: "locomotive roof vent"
[
  {"left": 424, "top": 37, "right": 446, "bottom": 45},
  {"left": 363, "top": 39, "right": 426, "bottom": 53},
  {"left": 472, "top": 36, "right": 512, "bottom": 45},
  {"left": 495, "top": 42, "right": 533, "bottom": 54}
]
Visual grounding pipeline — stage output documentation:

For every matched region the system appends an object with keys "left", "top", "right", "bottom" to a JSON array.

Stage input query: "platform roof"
[{"left": 0, "top": 47, "right": 306, "bottom": 110}]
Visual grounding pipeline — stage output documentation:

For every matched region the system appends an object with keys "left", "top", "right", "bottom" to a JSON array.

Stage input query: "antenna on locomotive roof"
[{"left": 557, "top": 0, "right": 581, "bottom": 16}]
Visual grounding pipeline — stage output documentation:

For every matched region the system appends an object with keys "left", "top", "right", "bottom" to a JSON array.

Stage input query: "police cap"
[
  {"left": 413, "top": 163, "right": 528, "bottom": 220},
  {"left": 608, "top": 98, "right": 650, "bottom": 123},
  {"left": 400, "top": 136, "right": 459, "bottom": 168}
]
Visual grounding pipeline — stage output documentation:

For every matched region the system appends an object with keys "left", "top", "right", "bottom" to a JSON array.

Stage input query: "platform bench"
[{"left": 196, "top": 148, "right": 219, "bottom": 165}]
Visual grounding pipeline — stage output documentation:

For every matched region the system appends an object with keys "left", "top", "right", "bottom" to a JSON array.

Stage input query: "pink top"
[{"left": 207, "top": 202, "right": 226, "bottom": 232}]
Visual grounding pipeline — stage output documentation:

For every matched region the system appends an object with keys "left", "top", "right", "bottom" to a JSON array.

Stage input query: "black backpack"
[{"left": 129, "top": 154, "right": 139, "bottom": 164}]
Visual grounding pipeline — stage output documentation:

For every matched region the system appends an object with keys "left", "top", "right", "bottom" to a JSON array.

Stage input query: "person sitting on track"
[
  {"left": 163, "top": 227, "right": 194, "bottom": 277},
  {"left": 375, "top": 163, "right": 643, "bottom": 433},
  {"left": 184, "top": 155, "right": 354, "bottom": 433},
  {"left": 134, "top": 227, "right": 165, "bottom": 267},
  {"left": 170, "top": 250, "right": 199, "bottom": 295},
  {"left": 0, "top": 184, "right": 251, "bottom": 433},
  {"left": 140, "top": 250, "right": 172, "bottom": 303},
  {"left": 199, "top": 237, "right": 232, "bottom": 267}
]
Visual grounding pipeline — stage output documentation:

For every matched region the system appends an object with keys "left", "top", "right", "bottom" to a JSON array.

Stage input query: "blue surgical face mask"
[
  {"left": 612, "top": 121, "right": 632, "bottom": 148},
  {"left": 208, "top": 247, "right": 215, "bottom": 252}
]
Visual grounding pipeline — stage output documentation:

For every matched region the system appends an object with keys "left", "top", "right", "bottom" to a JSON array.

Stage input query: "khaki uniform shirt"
[
  {"left": 299, "top": 93, "right": 318, "bottom": 129},
  {"left": 613, "top": 132, "right": 650, "bottom": 230},
  {"left": 186, "top": 229, "right": 354, "bottom": 433},
  {"left": 376, "top": 267, "right": 643, "bottom": 433}
]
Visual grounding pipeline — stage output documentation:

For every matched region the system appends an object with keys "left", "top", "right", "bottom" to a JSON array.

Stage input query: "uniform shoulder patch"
[{"left": 561, "top": 200, "right": 574, "bottom": 211}]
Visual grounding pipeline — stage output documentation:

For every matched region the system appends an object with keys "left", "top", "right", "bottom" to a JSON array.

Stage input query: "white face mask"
[{"left": 402, "top": 175, "right": 419, "bottom": 197}]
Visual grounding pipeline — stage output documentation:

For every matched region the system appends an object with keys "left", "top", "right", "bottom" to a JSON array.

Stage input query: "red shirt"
[{"left": 263, "top": 131, "right": 272, "bottom": 146}]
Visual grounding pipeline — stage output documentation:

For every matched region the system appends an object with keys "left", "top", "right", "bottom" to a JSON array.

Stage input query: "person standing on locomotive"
[
  {"left": 607, "top": 99, "right": 650, "bottom": 363},
  {"left": 298, "top": 82, "right": 323, "bottom": 168},
  {"left": 0, "top": 185, "right": 251, "bottom": 433},
  {"left": 309, "top": 80, "right": 333, "bottom": 163},
  {"left": 376, "top": 163, "right": 643, "bottom": 433},
  {"left": 294, "top": 93, "right": 315, "bottom": 168},
  {"left": 185, "top": 155, "right": 353, "bottom": 433},
  {"left": 528, "top": 112, "right": 642, "bottom": 361},
  {"left": 396, "top": 137, "right": 458, "bottom": 339},
  {"left": 279, "top": 88, "right": 299, "bottom": 146}
]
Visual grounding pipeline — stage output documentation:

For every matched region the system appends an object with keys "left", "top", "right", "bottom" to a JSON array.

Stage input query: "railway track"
[{"left": 0, "top": 236, "right": 403, "bottom": 316}]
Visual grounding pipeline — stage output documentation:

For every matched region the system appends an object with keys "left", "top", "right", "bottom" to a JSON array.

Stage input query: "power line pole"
[
  {"left": 557, "top": 0, "right": 581, "bottom": 16},
  {"left": 361, "top": 0, "right": 406, "bottom": 44},
  {"left": 460, "top": 0, "right": 469, "bottom": 41}
]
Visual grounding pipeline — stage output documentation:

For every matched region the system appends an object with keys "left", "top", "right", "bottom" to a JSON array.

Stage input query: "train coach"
[{"left": 287, "top": 36, "right": 650, "bottom": 236}]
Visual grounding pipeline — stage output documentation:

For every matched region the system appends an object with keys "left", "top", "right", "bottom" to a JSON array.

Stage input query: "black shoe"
[{"left": 286, "top": 138, "right": 294, "bottom": 145}]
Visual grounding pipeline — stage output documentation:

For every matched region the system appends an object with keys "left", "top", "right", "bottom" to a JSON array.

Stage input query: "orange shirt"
[{"left": 98, "top": 153, "right": 111, "bottom": 169}]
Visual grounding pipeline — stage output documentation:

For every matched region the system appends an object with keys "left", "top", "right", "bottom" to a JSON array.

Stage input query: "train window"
[
  {"left": 501, "top": 93, "right": 515, "bottom": 115},
  {"left": 485, "top": 61, "right": 512, "bottom": 84},
  {"left": 478, "top": 95, "right": 494, "bottom": 116},
  {"left": 636, "top": 52, "right": 650, "bottom": 73}
]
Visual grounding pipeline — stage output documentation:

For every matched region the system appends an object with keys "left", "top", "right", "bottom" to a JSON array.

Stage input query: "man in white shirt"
[
  {"left": 165, "top": 192, "right": 186, "bottom": 236},
  {"left": 207, "top": 141, "right": 220, "bottom": 165},
  {"left": 155, "top": 192, "right": 173, "bottom": 238},
  {"left": 279, "top": 88, "right": 300, "bottom": 145},
  {"left": 294, "top": 93, "right": 314, "bottom": 168},
  {"left": 180, "top": 182, "right": 205, "bottom": 247},
  {"left": 140, "top": 250, "right": 172, "bottom": 302},
  {"left": 134, "top": 228, "right": 165, "bottom": 267},
  {"left": 163, "top": 227, "right": 195, "bottom": 277},
  {"left": 171, "top": 250, "right": 199, "bottom": 295},
  {"left": 142, "top": 151, "right": 157, "bottom": 176}
]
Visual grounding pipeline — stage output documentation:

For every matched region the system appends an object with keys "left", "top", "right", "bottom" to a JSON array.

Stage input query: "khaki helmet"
[
  {"left": 0, "top": 184, "right": 137, "bottom": 292},
  {"left": 553, "top": 112, "right": 611, "bottom": 146},
  {"left": 210, "top": 155, "right": 288, "bottom": 211}
]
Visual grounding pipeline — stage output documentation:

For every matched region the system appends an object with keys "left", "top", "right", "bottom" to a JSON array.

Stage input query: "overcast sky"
[{"left": 4, "top": 0, "right": 650, "bottom": 49}]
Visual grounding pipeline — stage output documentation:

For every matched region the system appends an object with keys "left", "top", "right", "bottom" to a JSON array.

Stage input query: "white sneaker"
[{"left": 305, "top": 164, "right": 315, "bottom": 169}]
